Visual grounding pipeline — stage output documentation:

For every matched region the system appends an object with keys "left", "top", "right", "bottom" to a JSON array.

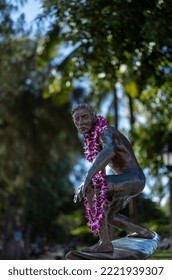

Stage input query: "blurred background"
[{"left": 0, "top": 0, "right": 172, "bottom": 260}]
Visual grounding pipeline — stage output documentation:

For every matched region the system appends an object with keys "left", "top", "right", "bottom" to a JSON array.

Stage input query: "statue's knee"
[
  {"left": 107, "top": 208, "right": 114, "bottom": 224},
  {"left": 130, "top": 182, "right": 145, "bottom": 197}
]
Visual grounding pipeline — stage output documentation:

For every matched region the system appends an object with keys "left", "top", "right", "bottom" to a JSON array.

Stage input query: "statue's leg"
[
  {"left": 82, "top": 187, "right": 113, "bottom": 253},
  {"left": 107, "top": 212, "right": 154, "bottom": 239},
  {"left": 106, "top": 169, "right": 154, "bottom": 239}
]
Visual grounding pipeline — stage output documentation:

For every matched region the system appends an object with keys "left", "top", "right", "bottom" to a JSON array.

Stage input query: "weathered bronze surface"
[
  {"left": 66, "top": 232, "right": 159, "bottom": 260},
  {"left": 71, "top": 104, "right": 158, "bottom": 256}
]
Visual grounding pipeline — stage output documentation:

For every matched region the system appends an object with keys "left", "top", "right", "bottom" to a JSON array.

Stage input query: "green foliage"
[
  {"left": 0, "top": 0, "right": 171, "bottom": 255},
  {"left": 0, "top": 0, "right": 84, "bottom": 255},
  {"left": 41, "top": 0, "right": 172, "bottom": 173},
  {"left": 133, "top": 89, "right": 172, "bottom": 173},
  {"left": 24, "top": 157, "right": 75, "bottom": 241},
  {"left": 39, "top": 0, "right": 172, "bottom": 241}
]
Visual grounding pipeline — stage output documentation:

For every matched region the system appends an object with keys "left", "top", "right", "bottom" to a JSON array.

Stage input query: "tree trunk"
[
  {"left": 2, "top": 212, "right": 14, "bottom": 259},
  {"left": 127, "top": 93, "right": 135, "bottom": 142},
  {"left": 112, "top": 85, "right": 118, "bottom": 129},
  {"left": 127, "top": 94, "right": 138, "bottom": 223}
]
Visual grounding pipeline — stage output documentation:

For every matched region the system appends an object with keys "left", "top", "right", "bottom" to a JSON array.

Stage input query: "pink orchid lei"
[{"left": 83, "top": 116, "right": 108, "bottom": 235}]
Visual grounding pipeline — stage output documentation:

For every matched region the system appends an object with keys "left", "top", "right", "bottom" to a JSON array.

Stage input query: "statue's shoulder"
[
  {"left": 99, "top": 126, "right": 120, "bottom": 147},
  {"left": 108, "top": 126, "right": 131, "bottom": 145},
  {"left": 108, "top": 125, "right": 119, "bottom": 133},
  {"left": 99, "top": 126, "right": 117, "bottom": 139},
  {"left": 105, "top": 126, "right": 120, "bottom": 140}
]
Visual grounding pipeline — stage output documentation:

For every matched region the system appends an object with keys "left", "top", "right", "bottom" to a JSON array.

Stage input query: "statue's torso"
[{"left": 100, "top": 126, "right": 140, "bottom": 174}]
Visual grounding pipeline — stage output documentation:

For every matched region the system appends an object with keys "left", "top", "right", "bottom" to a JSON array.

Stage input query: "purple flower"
[{"left": 83, "top": 116, "right": 108, "bottom": 235}]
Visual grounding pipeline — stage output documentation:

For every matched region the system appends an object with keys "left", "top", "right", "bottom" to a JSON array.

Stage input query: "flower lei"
[{"left": 83, "top": 116, "right": 108, "bottom": 235}]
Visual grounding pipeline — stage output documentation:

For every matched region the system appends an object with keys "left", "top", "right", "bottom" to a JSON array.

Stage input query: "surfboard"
[{"left": 66, "top": 232, "right": 159, "bottom": 260}]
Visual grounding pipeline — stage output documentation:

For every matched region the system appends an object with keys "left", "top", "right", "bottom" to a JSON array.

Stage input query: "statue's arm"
[
  {"left": 83, "top": 128, "right": 116, "bottom": 191},
  {"left": 73, "top": 128, "right": 117, "bottom": 202}
]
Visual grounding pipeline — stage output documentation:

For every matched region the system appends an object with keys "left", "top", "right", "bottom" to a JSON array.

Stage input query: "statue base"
[{"left": 66, "top": 232, "right": 159, "bottom": 260}]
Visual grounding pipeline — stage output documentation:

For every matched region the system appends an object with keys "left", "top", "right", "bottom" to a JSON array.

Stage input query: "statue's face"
[{"left": 72, "top": 108, "right": 94, "bottom": 134}]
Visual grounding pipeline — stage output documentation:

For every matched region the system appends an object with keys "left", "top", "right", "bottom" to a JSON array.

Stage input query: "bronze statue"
[{"left": 72, "top": 103, "right": 154, "bottom": 254}]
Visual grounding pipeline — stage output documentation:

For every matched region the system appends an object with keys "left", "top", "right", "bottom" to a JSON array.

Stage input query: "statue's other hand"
[
  {"left": 73, "top": 183, "right": 84, "bottom": 203},
  {"left": 81, "top": 183, "right": 87, "bottom": 198}
]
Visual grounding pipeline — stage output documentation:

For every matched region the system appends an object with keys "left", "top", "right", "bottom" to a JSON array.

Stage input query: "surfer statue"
[{"left": 71, "top": 103, "right": 155, "bottom": 254}]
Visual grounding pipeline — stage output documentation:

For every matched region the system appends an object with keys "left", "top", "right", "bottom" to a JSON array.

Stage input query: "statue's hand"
[
  {"left": 73, "top": 184, "right": 83, "bottom": 203},
  {"left": 73, "top": 181, "right": 88, "bottom": 203}
]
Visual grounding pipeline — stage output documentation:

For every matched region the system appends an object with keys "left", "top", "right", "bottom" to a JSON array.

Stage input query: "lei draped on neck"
[{"left": 83, "top": 116, "right": 108, "bottom": 235}]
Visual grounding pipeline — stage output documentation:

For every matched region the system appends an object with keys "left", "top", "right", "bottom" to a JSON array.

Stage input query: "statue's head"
[{"left": 71, "top": 103, "right": 97, "bottom": 134}]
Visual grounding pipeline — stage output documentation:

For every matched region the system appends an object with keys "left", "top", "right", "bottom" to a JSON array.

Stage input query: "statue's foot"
[
  {"left": 81, "top": 240, "right": 101, "bottom": 252},
  {"left": 81, "top": 242, "right": 113, "bottom": 253},
  {"left": 127, "top": 231, "right": 155, "bottom": 239}
]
